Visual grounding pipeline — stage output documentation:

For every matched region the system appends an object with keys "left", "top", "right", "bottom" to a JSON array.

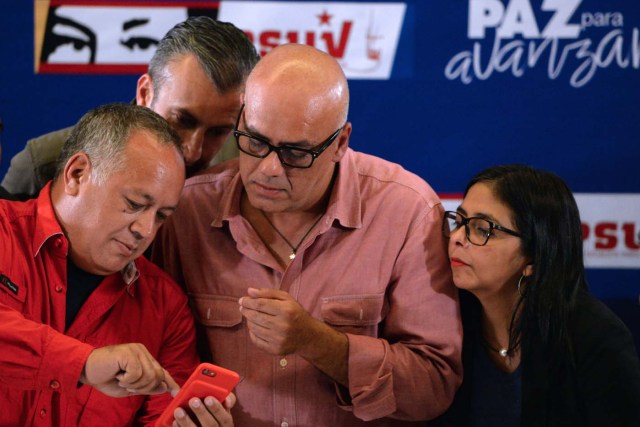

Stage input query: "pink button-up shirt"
[{"left": 154, "top": 149, "right": 462, "bottom": 427}]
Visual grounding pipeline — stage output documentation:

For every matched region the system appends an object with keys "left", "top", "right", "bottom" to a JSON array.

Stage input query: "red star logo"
[{"left": 317, "top": 10, "right": 332, "bottom": 26}]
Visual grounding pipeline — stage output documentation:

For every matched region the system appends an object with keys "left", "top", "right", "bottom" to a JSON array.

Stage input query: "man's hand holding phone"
[
  {"left": 168, "top": 392, "right": 236, "bottom": 427},
  {"left": 157, "top": 363, "right": 240, "bottom": 427}
]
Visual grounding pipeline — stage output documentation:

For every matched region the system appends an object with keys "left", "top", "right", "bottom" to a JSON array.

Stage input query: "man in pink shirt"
[{"left": 154, "top": 44, "right": 462, "bottom": 426}]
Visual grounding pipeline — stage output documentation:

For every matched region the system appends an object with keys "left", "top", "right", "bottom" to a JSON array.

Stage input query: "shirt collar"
[
  {"left": 213, "top": 149, "right": 362, "bottom": 230},
  {"left": 33, "top": 181, "right": 65, "bottom": 257},
  {"left": 212, "top": 170, "right": 244, "bottom": 227},
  {"left": 325, "top": 148, "right": 362, "bottom": 229},
  {"left": 33, "top": 181, "right": 141, "bottom": 286}
]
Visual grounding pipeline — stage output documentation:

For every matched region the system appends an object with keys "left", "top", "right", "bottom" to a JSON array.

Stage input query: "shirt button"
[
  {"left": 55, "top": 285, "right": 63, "bottom": 293},
  {"left": 40, "top": 408, "right": 47, "bottom": 417},
  {"left": 54, "top": 238, "right": 63, "bottom": 248},
  {"left": 281, "top": 422, "right": 289, "bottom": 427},
  {"left": 279, "top": 357, "right": 288, "bottom": 368},
  {"left": 49, "top": 380, "right": 60, "bottom": 390}
]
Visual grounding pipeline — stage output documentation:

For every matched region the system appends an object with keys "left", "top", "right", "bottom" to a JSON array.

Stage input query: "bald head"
[
  {"left": 237, "top": 44, "right": 353, "bottom": 216},
  {"left": 245, "top": 44, "right": 349, "bottom": 129}
]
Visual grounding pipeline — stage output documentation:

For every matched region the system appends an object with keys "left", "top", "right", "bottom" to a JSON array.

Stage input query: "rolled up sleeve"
[{"left": 341, "top": 205, "right": 463, "bottom": 421}]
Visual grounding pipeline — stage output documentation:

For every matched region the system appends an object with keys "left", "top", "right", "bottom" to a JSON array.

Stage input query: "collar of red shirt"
[{"left": 32, "top": 182, "right": 140, "bottom": 287}]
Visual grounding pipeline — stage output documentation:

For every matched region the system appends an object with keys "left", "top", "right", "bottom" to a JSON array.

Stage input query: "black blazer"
[{"left": 433, "top": 290, "right": 640, "bottom": 426}]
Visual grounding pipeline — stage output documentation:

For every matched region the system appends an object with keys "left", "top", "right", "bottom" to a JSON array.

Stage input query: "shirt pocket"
[
  {"left": 190, "top": 294, "right": 247, "bottom": 379},
  {"left": 320, "top": 293, "right": 385, "bottom": 336},
  {"left": 76, "top": 385, "right": 143, "bottom": 426}
]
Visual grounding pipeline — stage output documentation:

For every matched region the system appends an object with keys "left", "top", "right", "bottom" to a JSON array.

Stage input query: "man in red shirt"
[{"left": 0, "top": 104, "right": 232, "bottom": 426}]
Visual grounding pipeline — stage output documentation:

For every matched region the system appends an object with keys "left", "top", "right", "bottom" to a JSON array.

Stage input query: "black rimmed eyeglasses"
[
  {"left": 233, "top": 104, "right": 344, "bottom": 169},
  {"left": 442, "top": 210, "right": 522, "bottom": 246}
]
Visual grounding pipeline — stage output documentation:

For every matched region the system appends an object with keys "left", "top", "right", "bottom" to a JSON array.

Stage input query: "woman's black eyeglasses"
[{"left": 442, "top": 210, "right": 522, "bottom": 246}]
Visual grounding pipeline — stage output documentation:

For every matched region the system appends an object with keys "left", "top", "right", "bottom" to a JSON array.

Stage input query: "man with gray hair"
[
  {"left": 1, "top": 16, "right": 259, "bottom": 198},
  {"left": 0, "top": 104, "right": 233, "bottom": 427}
]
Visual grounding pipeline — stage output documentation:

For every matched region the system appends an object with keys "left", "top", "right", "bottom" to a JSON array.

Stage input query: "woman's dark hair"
[{"left": 465, "top": 164, "right": 587, "bottom": 357}]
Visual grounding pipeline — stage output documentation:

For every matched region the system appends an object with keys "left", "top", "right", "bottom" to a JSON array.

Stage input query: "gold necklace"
[{"left": 260, "top": 210, "right": 324, "bottom": 260}]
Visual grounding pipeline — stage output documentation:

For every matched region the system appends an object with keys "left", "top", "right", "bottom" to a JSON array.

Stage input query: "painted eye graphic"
[
  {"left": 120, "top": 19, "right": 159, "bottom": 52},
  {"left": 120, "top": 36, "right": 158, "bottom": 51},
  {"left": 42, "top": 14, "right": 96, "bottom": 63}
]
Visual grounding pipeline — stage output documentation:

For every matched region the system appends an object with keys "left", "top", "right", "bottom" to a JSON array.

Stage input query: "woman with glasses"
[{"left": 434, "top": 164, "right": 640, "bottom": 426}]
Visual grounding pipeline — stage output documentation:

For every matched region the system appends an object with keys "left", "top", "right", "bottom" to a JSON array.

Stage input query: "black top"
[
  {"left": 66, "top": 259, "right": 104, "bottom": 330},
  {"left": 433, "top": 290, "right": 640, "bottom": 427},
  {"left": 469, "top": 330, "right": 522, "bottom": 427}
]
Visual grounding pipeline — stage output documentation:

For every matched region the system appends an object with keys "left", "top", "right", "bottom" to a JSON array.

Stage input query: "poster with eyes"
[{"left": 35, "top": 0, "right": 218, "bottom": 74}]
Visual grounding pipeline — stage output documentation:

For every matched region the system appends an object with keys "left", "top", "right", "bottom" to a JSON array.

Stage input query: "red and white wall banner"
[
  {"left": 35, "top": 1, "right": 218, "bottom": 74},
  {"left": 577, "top": 194, "right": 640, "bottom": 269},
  {"left": 218, "top": 1, "right": 406, "bottom": 79},
  {"left": 36, "top": 1, "right": 406, "bottom": 79},
  {"left": 440, "top": 194, "right": 640, "bottom": 270}
]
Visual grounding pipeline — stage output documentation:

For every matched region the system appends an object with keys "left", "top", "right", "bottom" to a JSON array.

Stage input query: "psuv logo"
[
  {"left": 582, "top": 222, "right": 640, "bottom": 251},
  {"left": 575, "top": 194, "right": 640, "bottom": 269},
  {"left": 218, "top": 1, "right": 406, "bottom": 80},
  {"left": 244, "top": 12, "right": 353, "bottom": 59},
  {"left": 445, "top": 0, "right": 639, "bottom": 87}
]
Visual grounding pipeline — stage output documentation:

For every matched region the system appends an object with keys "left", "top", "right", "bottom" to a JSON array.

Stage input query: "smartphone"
[{"left": 156, "top": 362, "right": 240, "bottom": 427}]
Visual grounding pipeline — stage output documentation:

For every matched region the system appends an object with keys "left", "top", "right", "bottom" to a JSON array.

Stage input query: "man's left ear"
[
  {"left": 332, "top": 122, "right": 352, "bottom": 162},
  {"left": 62, "top": 153, "right": 92, "bottom": 196},
  {"left": 136, "top": 73, "right": 154, "bottom": 107}
]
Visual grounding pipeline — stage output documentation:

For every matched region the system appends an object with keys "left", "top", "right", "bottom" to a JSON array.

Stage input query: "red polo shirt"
[{"left": 0, "top": 183, "right": 198, "bottom": 426}]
